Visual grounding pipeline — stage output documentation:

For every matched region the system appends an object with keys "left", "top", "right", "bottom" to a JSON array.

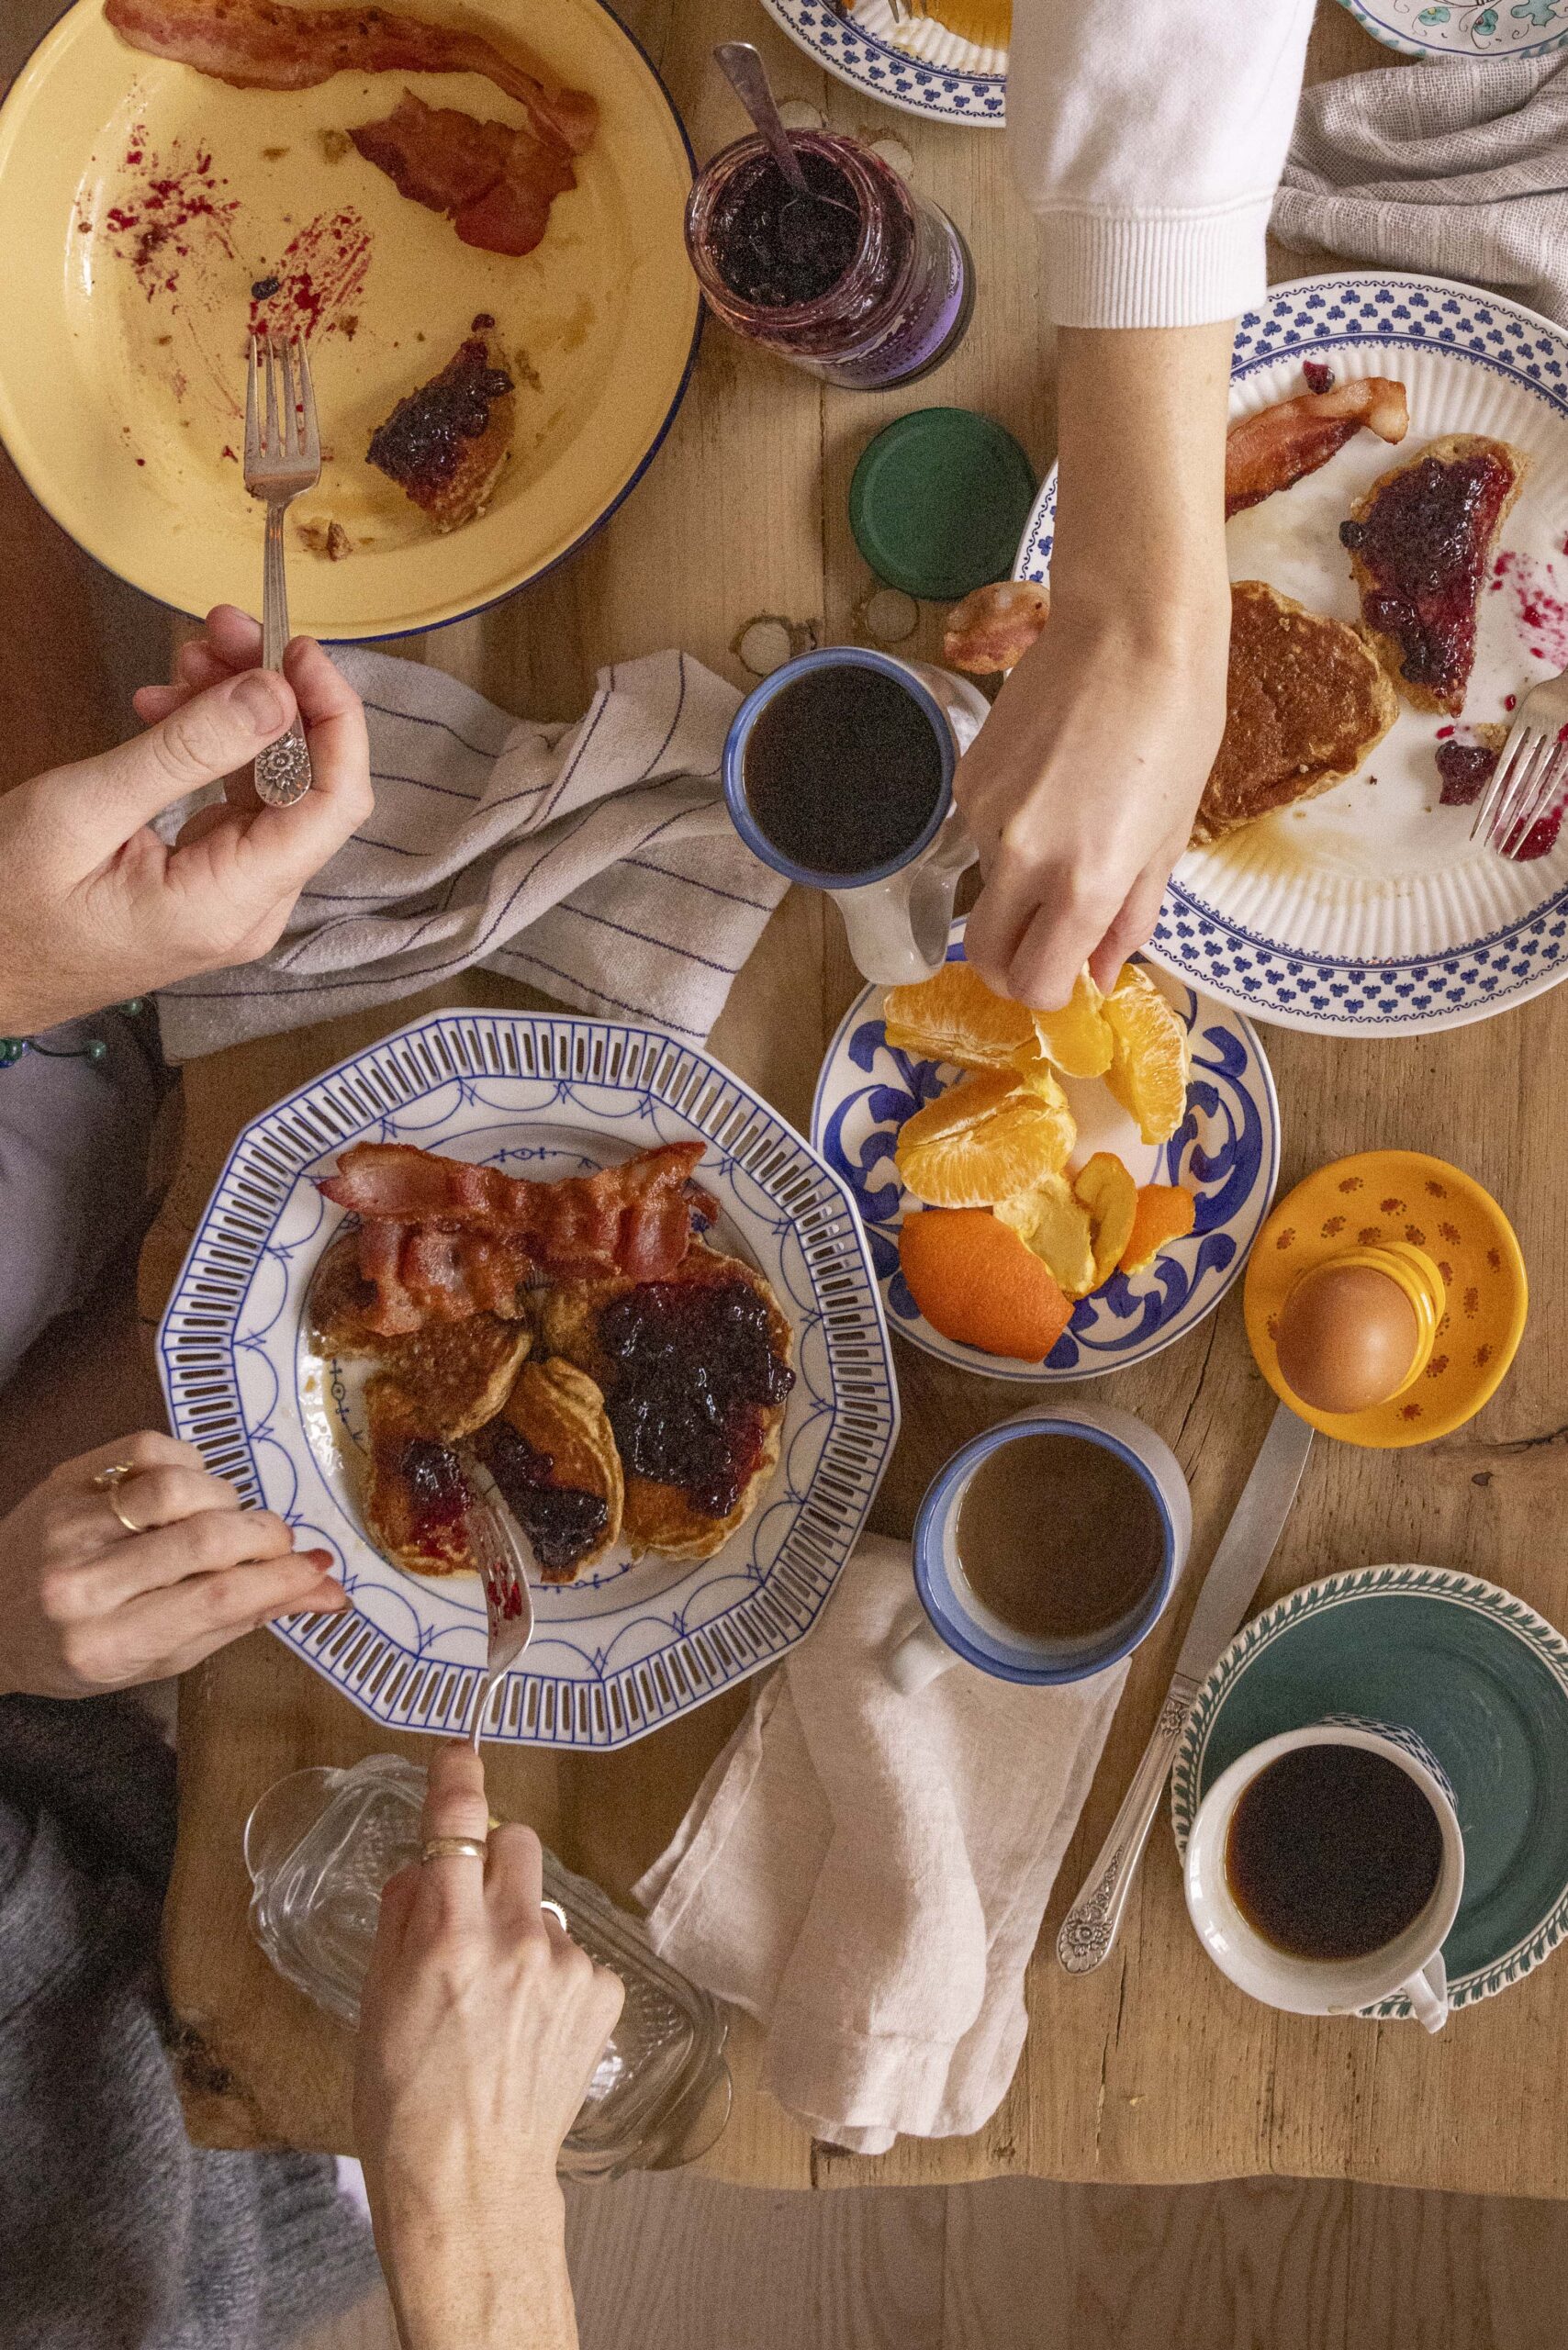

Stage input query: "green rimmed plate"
[{"left": 1171, "top": 1566, "right": 1568, "bottom": 2016}]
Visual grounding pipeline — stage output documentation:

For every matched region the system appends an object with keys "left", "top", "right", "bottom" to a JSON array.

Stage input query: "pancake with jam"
[
  {"left": 362, "top": 1379, "right": 478, "bottom": 1578},
  {"left": 1191, "top": 580, "right": 1398, "bottom": 847},
  {"left": 1340, "top": 434, "right": 1527, "bottom": 717},
  {"left": 539, "top": 1243, "right": 795, "bottom": 1562},
  {"left": 470, "top": 1358, "right": 622, "bottom": 1583},
  {"left": 366, "top": 319, "right": 516, "bottom": 532}
]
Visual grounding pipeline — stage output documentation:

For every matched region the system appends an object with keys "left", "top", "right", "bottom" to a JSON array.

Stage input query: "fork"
[
  {"left": 455, "top": 1446, "right": 537, "bottom": 1750},
  {"left": 1470, "top": 662, "right": 1568, "bottom": 858},
  {"left": 243, "top": 330, "right": 320, "bottom": 808}
]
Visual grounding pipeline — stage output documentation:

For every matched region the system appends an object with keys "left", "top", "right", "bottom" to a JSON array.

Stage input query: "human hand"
[
  {"left": 0, "top": 1430, "right": 348, "bottom": 1699},
  {"left": 355, "top": 1744, "right": 624, "bottom": 2350},
  {"left": 0, "top": 605, "right": 372, "bottom": 1034}
]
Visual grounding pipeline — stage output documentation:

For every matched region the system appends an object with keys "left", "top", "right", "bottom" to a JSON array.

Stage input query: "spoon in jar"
[{"left": 712, "top": 40, "right": 858, "bottom": 218}]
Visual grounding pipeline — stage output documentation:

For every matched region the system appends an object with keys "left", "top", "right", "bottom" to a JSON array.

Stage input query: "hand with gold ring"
[
  {"left": 355, "top": 1741, "right": 624, "bottom": 2350},
  {"left": 0, "top": 1431, "right": 350, "bottom": 1700}
]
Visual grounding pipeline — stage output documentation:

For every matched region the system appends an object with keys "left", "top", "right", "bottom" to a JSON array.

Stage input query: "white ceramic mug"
[
  {"left": 882, "top": 1404, "right": 1193, "bottom": 1695},
  {"left": 1184, "top": 1718, "right": 1465, "bottom": 2034},
  {"left": 722, "top": 647, "right": 989, "bottom": 986}
]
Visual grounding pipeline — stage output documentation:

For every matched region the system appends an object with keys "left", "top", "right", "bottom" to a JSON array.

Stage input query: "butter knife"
[{"left": 1056, "top": 1401, "right": 1315, "bottom": 1974}]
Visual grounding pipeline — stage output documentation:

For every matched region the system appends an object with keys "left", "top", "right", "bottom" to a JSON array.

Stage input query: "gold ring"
[
  {"left": 420, "top": 1835, "right": 488, "bottom": 1863},
  {"left": 91, "top": 1463, "right": 146, "bottom": 1536}
]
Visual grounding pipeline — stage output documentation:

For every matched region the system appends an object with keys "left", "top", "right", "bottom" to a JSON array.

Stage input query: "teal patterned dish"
[
  {"left": 1338, "top": 0, "right": 1568, "bottom": 61},
  {"left": 1173, "top": 1566, "right": 1568, "bottom": 2015}
]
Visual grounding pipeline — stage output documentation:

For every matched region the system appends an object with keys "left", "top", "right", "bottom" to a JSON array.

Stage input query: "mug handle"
[
  {"left": 830, "top": 822, "right": 977, "bottom": 988},
  {"left": 882, "top": 1596, "right": 958, "bottom": 1695},
  {"left": 1401, "top": 1951, "right": 1450, "bottom": 2035}
]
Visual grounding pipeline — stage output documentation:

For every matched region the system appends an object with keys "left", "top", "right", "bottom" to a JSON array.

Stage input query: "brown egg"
[{"left": 1275, "top": 1263, "right": 1421, "bottom": 1416}]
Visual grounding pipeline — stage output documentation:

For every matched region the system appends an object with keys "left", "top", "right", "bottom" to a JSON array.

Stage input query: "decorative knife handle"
[{"left": 1056, "top": 1672, "right": 1201, "bottom": 1974}]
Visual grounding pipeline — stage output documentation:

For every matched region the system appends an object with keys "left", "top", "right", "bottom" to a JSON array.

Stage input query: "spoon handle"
[{"left": 713, "top": 40, "right": 811, "bottom": 196}]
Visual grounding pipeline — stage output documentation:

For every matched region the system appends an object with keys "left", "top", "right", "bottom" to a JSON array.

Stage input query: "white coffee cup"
[{"left": 1184, "top": 1718, "right": 1464, "bottom": 2034}]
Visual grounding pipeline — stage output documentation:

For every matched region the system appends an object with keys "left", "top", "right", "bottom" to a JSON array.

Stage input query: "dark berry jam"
[
  {"left": 1435, "top": 740, "right": 1500, "bottom": 807},
  {"left": 1339, "top": 451, "right": 1516, "bottom": 703},
  {"left": 710, "top": 150, "right": 866, "bottom": 308},
  {"left": 367, "top": 335, "right": 513, "bottom": 493},
  {"left": 399, "top": 1439, "right": 468, "bottom": 1536},
  {"left": 1516, "top": 800, "right": 1566, "bottom": 860},
  {"left": 1302, "top": 359, "right": 1334, "bottom": 396},
  {"left": 473, "top": 1418, "right": 608, "bottom": 1579},
  {"left": 598, "top": 1279, "right": 794, "bottom": 1519}
]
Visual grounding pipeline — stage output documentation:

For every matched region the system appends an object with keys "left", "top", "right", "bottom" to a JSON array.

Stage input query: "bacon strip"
[
  {"left": 104, "top": 0, "right": 598, "bottom": 156},
  {"left": 1225, "top": 377, "right": 1408, "bottom": 520},
  {"left": 349, "top": 90, "right": 577, "bottom": 258},
  {"left": 942, "top": 579, "right": 1049, "bottom": 677}
]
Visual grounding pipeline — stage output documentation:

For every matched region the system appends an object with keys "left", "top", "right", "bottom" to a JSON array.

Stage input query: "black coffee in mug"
[
  {"left": 741, "top": 662, "right": 945, "bottom": 878},
  {"left": 1224, "top": 1742, "right": 1444, "bottom": 1964}
]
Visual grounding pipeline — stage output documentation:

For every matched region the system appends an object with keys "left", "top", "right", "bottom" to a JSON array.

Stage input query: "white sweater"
[{"left": 1008, "top": 0, "right": 1317, "bottom": 328}]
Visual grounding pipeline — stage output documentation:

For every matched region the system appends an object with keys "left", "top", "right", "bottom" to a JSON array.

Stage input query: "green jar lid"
[{"left": 848, "top": 408, "right": 1037, "bottom": 603}]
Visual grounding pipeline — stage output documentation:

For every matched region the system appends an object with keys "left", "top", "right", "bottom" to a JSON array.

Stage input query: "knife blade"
[{"left": 1055, "top": 1400, "right": 1315, "bottom": 1974}]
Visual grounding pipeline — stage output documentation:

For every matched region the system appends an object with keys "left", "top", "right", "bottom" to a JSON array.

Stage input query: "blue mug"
[
  {"left": 722, "top": 646, "right": 989, "bottom": 986},
  {"left": 885, "top": 1405, "right": 1193, "bottom": 1693}
]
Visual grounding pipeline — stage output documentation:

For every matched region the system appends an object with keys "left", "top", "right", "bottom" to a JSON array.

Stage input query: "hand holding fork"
[{"left": 243, "top": 330, "right": 320, "bottom": 808}]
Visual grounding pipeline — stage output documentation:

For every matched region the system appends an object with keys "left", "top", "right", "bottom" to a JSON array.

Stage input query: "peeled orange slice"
[
  {"left": 899, "top": 1209, "right": 1072, "bottom": 1363},
  {"left": 1103, "top": 968, "right": 1191, "bottom": 1146},
  {"left": 1121, "top": 1183, "right": 1197, "bottom": 1275},
  {"left": 1073, "top": 1153, "right": 1140, "bottom": 1290},
  {"left": 1025, "top": 968, "right": 1114, "bottom": 1080},
  {"left": 883, "top": 960, "right": 1034, "bottom": 1071},
  {"left": 1009, "top": 1172, "right": 1097, "bottom": 1298},
  {"left": 896, "top": 1069, "right": 1075, "bottom": 1208}
]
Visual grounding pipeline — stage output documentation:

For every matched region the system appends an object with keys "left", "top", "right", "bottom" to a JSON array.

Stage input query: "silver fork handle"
[
  {"left": 255, "top": 498, "right": 313, "bottom": 808},
  {"left": 1056, "top": 1673, "right": 1200, "bottom": 1974}
]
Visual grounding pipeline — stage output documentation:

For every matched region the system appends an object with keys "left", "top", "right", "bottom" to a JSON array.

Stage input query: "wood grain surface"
[{"left": 110, "top": 0, "right": 1568, "bottom": 2195}]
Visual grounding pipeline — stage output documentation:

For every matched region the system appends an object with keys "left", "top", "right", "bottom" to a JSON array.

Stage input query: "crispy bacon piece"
[
  {"left": 1225, "top": 377, "right": 1409, "bottom": 520},
  {"left": 321, "top": 1142, "right": 714, "bottom": 1336},
  {"left": 104, "top": 0, "right": 598, "bottom": 156},
  {"left": 942, "top": 579, "right": 1049, "bottom": 677},
  {"left": 349, "top": 90, "right": 577, "bottom": 258}
]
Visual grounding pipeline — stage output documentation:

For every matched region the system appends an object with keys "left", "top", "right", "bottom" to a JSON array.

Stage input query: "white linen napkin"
[
  {"left": 633, "top": 1536, "right": 1128, "bottom": 2155},
  {"left": 1274, "top": 54, "right": 1568, "bottom": 325},
  {"left": 154, "top": 646, "right": 787, "bottom": 1061}
]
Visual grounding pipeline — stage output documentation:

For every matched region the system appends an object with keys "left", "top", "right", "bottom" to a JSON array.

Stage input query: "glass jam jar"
[
  {"left": 685, "top": 130, "right": 974, "bottom": 390},
  {"left": 244, "top": 1754, "right": 731, "bottom": 2181}
]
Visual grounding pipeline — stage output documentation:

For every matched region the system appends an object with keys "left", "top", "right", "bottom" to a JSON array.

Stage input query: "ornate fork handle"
[
  {"left": 1056, "top": 1673, "right": 1200, "bottom": 1975},
  {"left": 254, "top": 500, "right": 313, "bottom": 808}
]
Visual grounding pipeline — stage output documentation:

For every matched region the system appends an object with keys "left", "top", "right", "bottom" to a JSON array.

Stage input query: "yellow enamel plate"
[{"left": 0, "top": 0, "right": 699, "bottom": 639}]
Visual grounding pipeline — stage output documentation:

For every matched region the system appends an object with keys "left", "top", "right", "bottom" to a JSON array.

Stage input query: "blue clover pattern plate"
[
  {"left": 759, "top": 0, "right": 1005, "bottom": 125},
  {"left": 1173, "top": 1567, "right": 1568, "bottom": 2015},
  {"left": 158, "top": 1011, "right": 899, "bottom": 1750},
  {"left": 1015, "top": 274, "right": 1568, "bottom": 1037},
  {"left": 812, "top": 929, "right": 1279, "bottom": 1382},
  {"left": 1338, "top": 0, "right": 1568, "bottom": 60}
]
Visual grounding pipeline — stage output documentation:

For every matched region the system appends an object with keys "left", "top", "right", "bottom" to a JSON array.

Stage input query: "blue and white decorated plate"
[
  {"left": 1173, "top": 1566, "right": 1568, "bottom": 2014},
  {"left": 1015, "top": 274, "right": 1568, "bottom": 1037},
  {"left": 759, "top": 1, "right": 1006, "bottom": 126},
  {"left": 812, "top": 928, "right": 1279, "bottom": 1381},
  {"left": 1338, "top": 0, "right": 1568, "bottom": 62},
  {"left": 158, "top": 1010, "right": 898, "bottom": 1750}
]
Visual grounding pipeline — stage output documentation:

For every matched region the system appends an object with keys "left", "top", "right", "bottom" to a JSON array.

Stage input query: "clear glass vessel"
[
  {"left": 244, "top": 1754, "right": 731, "bottom": 2181},
  {"left": 685, "top": 130, "right": 974, "bottom": 390}
]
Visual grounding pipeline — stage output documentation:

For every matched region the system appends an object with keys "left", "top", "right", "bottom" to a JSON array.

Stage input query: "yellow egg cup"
[{"left": 1245, "top": 1150, "right": 1528, "bottom": 1449}]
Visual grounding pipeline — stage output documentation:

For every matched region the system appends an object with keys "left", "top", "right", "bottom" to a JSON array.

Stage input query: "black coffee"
[
  {"left": 743, "top": 664, "right": 945, "bottom": 878},
  {"left": 1225, "top": 1743, "right": 1444, "bottom": 1964}
]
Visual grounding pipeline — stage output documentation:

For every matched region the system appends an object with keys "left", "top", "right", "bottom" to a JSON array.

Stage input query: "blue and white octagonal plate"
[
  {"left": 812, "top": 928, "right": 1279, "bottom": 1382},
  {"left": 1016, "top": 274, "right": 1568, "bottom": 1037},
  {"left": 158, "top": 1010, "right": 898, "bottom": 1750},
  {"left": 759, "top": 0, "right": 1006, "bottom": 126}
]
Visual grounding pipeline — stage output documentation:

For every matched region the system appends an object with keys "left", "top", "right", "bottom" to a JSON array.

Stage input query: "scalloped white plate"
[
  {"left": 1015, "top": 274, "right": 1568, "bottom": 1035},
  {"left": 759, "top": 0, "right": 1006, "bottom": 125},
  {"left": 158, "top": 1010, "right": 898, "bottom": 1749}
]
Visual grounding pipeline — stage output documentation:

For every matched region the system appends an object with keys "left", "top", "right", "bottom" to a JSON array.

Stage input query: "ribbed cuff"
[{"left": 1036, "top": 199, "right": 1273, "bottom": 329}]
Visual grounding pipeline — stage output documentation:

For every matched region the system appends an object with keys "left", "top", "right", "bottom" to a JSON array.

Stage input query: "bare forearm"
[{"left": 375, "top": 2188, "right": 577, "bottom": 2350}]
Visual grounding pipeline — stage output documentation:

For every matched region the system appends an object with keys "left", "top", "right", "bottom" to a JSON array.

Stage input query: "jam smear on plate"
[
  {"left": 1435, "top": 739, "right": 1500, "bottom": 806},
  {"left": 598, "top": 1280, "right": 795, "bottom": 1519}
]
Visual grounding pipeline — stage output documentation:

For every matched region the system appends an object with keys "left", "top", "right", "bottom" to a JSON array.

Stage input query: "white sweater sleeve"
[{"left": 1007, "top": 0, "right": 1316, "bottom": 330}]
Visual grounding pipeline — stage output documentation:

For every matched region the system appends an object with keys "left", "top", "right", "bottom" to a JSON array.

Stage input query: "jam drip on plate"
[
  {"left": 1435, "top": 739, "right": 1499, "bottom": 806},
  {"left": 473, "top": 1418, "right": 609, "bottom": 1580},
  {"left": 1340, "top": 449, "right": 1516, "bottom": 707},
  {"left": 598, "top": 1280, "right": 795, "bottom": 1519}
]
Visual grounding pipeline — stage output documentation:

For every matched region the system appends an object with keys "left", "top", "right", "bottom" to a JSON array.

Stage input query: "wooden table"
[{"left": 149, "top": 0, "right": 1568, "bottom": 2199}]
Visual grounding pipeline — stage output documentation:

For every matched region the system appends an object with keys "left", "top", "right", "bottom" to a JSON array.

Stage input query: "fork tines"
[
  {"left": 1473, "top": 726, "right": 1568, "bottom": 859},
  {"left": 243, "top": 328, "right": 319, "bottom": 477}
]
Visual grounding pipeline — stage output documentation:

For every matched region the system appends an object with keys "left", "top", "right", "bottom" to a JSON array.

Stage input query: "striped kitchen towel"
[{"left": 154, "top": 645, "right": 787, "bottom": 1061}]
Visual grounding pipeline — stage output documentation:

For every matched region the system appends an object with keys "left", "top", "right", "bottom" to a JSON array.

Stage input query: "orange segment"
[
  {"left": 1073, "top": 1152, "right": 1139, "bottom": 1290},
  {"left": 1103, "top": 967, "right": 1191, "bottom": 1146},
  {"left": 1027, "top": 968, "right": 1114, "bottom": 1080},
  {"left": 1012, "top": 1173, "right": 1097, "bottom": 1298},
  {"left": 899, "top": 1209, "right": 1073, "bottom": 1362},
  {"left": 1121, "top": 1183, "right": 1197, "bottom": 1275},
  {"left": 895, "top": 1069, "right": 1075, "bottom": 1208},
  {"left": 883, "top": 960, "right": 1034, "bottom": 1070}
]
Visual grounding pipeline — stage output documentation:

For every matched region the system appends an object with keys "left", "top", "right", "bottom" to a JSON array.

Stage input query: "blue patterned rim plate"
[
  {"left": 1015, "top": 273, "right": 1568, "bottom": 1037},
  {"left": 811, "top": 925, "right": 1280, "bottom": 1382},
  {"left": 758, "top": 0, "right": 1006, "bottom": 126},
  {"left": 1338, "top": 0, "right": 1568, "bottom": 60},
  {"left": 1172, "top": 1566, "right": 1568, "bottom": 2016},
  {"left": 157, "top": 1010, "right": 899, "bottom": 1751}
]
